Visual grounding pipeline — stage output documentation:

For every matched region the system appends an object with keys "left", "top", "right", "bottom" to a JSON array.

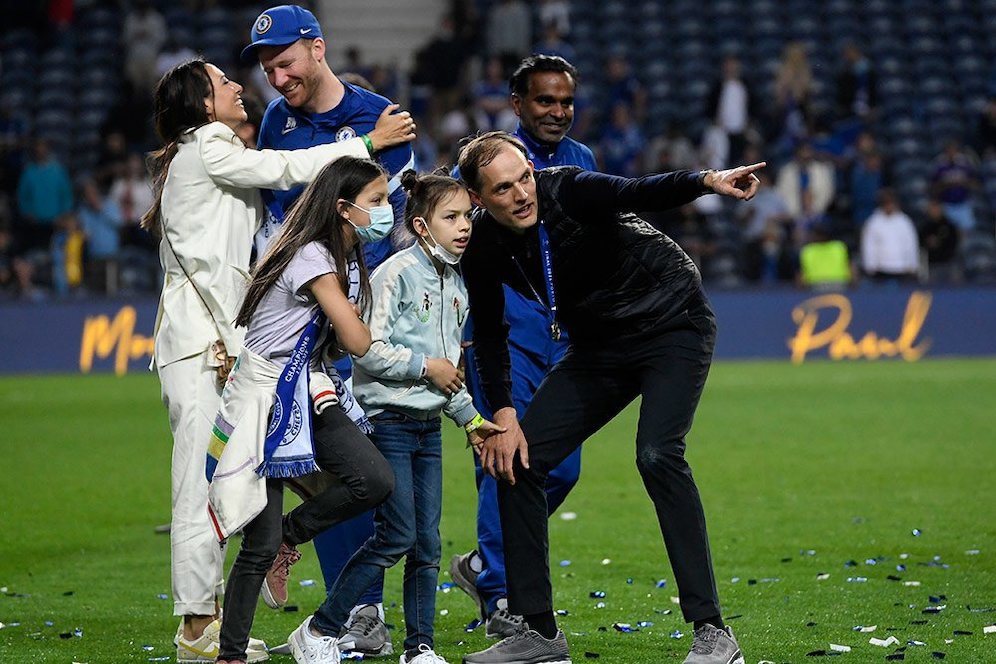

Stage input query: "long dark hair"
[
  {"left": 140, "top": 58, "right": 214, "bottom": 234},
  {"left": 236, "top": 157, "right": 386, "bottom": 327}
]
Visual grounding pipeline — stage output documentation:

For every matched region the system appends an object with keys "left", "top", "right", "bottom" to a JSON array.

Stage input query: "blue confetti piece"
[
  {"left": 464, "top": 618, "right": 482, "bottom": 632},
  {"left": 669, "top": 630, "right": 684, "bottom": 639},
  {"left": 637, "top": 621, "right": 654, "bottom": 628},
  {"left": 897, "top": 564, "right": 907, "bottom": 572},
  {"left": 655, "top": 579, "right": 668, "bottom": 588},
  {"left": 847, "top": 577, "right": 868, "bottom": 583},
  {"left": 590, "top": 591, "right": 606, "bottom": 598},
  {"left": 626, "top": 578, "right": 634, "bottom": 585},
  {"left": 44, "top": 621, "right": 54, "bottom": 627},
  {"left": 156, "top": 593, "right": 169, "bottom": 600},
  {"left": 613, "top": 623, "right": 635, "bottom": 633},
  {"left": 865, "top": 558, "right": 878, "bottom": 566},
  {"left": 560, "top": 560, "right": 572, "bottom": 567},
  {"left": 912, "top": 528, "right": 923, "bottom": 536},
  {"left": 300, "top": 579, "right": 316, "bottom": 587},
  {"left": 142, "top": 645, "right": 155, "bottom": 651},
  {"left": 73, "top": 627, "right": 83, "bottom": 637},
  {"left": 438, "top": 582, "right": 456, "bottom": 590}
]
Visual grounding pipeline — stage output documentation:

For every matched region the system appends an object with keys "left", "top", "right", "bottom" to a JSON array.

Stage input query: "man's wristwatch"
[{"left": 698, "top": 169, "right": 718, "bottom": 192}]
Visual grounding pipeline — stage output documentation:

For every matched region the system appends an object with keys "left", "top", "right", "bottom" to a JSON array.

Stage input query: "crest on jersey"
[
  {"left": 255, "top": 14, "right": 273, "bottom": 34},
  {"left": 336, "top": 126, "right": 357, "bottom": 142}
]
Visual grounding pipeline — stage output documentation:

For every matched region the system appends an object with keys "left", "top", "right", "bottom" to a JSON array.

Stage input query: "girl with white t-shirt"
[{"left": 210, "top": 156, "right": 399, "bottom": 664}]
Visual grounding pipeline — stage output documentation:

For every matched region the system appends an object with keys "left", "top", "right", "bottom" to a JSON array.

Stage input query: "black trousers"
[
  {"left": 499, "top": 293, "right": 721, "bottom": 623},
  {"left": 218, "top": 407, "right": 395, "bottom": 660}
]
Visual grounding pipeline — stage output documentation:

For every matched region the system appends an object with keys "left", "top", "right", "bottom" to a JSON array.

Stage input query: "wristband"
[
  {"left": 464, "top": 413, "right": 485, "bottom": 433},
  {"left": 361, "top": 133, "right": 375, "bottom": 154}
]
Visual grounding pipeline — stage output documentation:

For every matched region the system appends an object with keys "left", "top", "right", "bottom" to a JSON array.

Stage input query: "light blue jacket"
[{"left": 352, "top": 243, "right": 478, "bottom": 426}]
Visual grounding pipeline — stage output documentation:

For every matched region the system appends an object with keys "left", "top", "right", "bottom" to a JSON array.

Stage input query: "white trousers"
[{"left": 159, "top": 351, "right": 226, "bottom": 616}]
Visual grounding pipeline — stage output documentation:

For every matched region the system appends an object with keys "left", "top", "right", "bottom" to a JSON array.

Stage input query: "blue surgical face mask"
[
  {"left": 416, "top": 217, "right": 462, "bottom": 265},
  {"left": 346, "top": 201, "right": 393, "bottom": 243}
]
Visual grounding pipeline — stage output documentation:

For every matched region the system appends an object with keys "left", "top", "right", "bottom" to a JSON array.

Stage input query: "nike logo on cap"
[{"left": 300, "top": 27, "right": 312, "bottom": 34}]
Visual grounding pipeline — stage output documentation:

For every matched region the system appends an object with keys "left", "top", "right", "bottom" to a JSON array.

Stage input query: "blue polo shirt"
[
  {"left": 514, "top": 125, "right": 597, "bottom": 171},
  {"left": 256, "top": 80, "right": 416, "bottom": 271}
]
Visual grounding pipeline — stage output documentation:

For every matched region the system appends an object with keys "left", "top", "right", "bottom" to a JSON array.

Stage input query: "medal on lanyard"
[{"left": 537, "top": 221, "right": 561, "bottom": 341}]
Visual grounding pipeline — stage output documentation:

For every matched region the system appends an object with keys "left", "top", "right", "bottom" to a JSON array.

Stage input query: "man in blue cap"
[
  {"left": 242, "top": 5, "right": 416, "bottom": 658},
  {"left": 450, "top": 54, "right": 597, "bottom": 640}
]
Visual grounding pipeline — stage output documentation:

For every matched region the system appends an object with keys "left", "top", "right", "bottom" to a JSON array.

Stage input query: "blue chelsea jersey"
[
  {"left": 256, "top": 80, "right": 416, "bottom": 271},
  {"left": 513, "top": 125, "right": 597, "bottom": 171}
]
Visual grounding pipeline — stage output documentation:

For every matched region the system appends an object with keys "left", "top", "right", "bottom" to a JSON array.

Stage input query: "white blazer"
[{"left": 153, "top": 122, "right": 368, "bottom": 368}]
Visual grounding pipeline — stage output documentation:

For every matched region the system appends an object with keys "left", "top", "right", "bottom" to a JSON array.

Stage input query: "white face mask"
[{"left": 417, "top": 218, "right": 462, "bottom": 265}]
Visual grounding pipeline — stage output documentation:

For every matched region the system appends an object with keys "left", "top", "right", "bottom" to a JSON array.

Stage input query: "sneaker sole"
[
  {"left": 341, "top": 641, "right": 394, "bottom": 657},
  {"left": 728, "top": 651, "right": 745, "bottom": 664},
  {"left": 449, "top": 554, "right": 485, "bottom": 615},
  {"left": 260, "top": 580, "right": 284, "bottom": 609},
  {"left": 462, "top": 658, "right": 571, "bottom": 664}
]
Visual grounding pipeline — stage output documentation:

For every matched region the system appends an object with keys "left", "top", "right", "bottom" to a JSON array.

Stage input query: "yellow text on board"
[
  {"left": 79, "top": 306, "right": 155, "bottom": 375},
  {"left": 787, "top": 291, "right": 932, "bottom": 364}
]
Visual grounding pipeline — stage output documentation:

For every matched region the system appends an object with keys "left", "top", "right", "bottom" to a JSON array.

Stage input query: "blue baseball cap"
[{"left": 241, "top": 5, "right": 323, "bottom": 62}]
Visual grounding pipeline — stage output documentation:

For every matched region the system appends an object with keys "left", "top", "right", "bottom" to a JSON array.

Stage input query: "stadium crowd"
[{"left": 1, "top": 0, "right": 995, "bottom": 300}]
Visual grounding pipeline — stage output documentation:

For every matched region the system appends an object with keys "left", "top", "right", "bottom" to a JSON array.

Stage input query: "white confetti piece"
[
  {"left": 601, "top": 558, "right": 611, "bottom": 565},
  {"left": 439, "top": 609, "right": 448, "bottom": 616},
  {"left": 670, "top": 596, "right": 681, "bottom": 604},
  {"left": 816, "top": 573, "right": 830, "bottom": 580},
  {"left": 560, "top": 512, "right": 577, "bottom": 520},
  {"left": 965, "top": 549, "right": 981, "bottom": 555},
  {"left": 984, "top": 625, "right": 996, "bottom": 634},
  {"left": 903, "top": 581, "right": 921, "bottom": 586},
  {"left": 299, "top": 579, "right": 316, "bottom": 587},
  {"left": 830, "top": 643, "right": 851, "bottom": 652},
  {"left": 856, "top": 625, "right": 877, "bottom": 633},
  {"left": 870, "top": 636, "right": 900, "bottom": 647}
]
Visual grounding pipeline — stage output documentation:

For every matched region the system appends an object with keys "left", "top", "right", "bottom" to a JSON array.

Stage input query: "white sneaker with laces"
[
  {"left": 289, "top": 615, "right": 341, "bottom": 664},
  {"left": 401, "top": 643, "right": 450, "bottom": 663}
]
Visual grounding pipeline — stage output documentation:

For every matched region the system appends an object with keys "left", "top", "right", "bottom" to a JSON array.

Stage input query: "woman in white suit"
[{"left": 140, "top": 58, "right": 414, "bottom": 662}]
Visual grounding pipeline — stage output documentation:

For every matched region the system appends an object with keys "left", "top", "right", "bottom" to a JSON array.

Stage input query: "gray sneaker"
[
  {"left": 462, "top": 624, "right": 571, "bottom": 664},
  {"left": 449, "top": 551, "right": 485, "bottom": 617},
  {"left": 485, "top": 603, "right": 524, "bottom": 640},
  {"left": 682, "top": 624, "right": 745, "bottom": 664},
  {"left": 337, "top": 604, "right": 393, "bottom": 657}
]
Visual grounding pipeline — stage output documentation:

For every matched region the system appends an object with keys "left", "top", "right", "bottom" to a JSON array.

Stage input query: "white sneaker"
[
  {"left": 289, "top": 616, "right": 341, "bottom": 664},
  {"left": 401, "top": 644, "right": 449, "bottom": 663},
  {"left": 174, "top": 620, "right": 269, "bottom": 662}
]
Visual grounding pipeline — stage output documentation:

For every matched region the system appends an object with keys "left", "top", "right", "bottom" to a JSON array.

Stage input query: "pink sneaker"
[{"left": 262, "top": 542, "right": 301, "bottom": 609}]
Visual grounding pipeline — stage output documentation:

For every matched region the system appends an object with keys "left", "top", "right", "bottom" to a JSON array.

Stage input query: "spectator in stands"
[
  {"left": 848, "top": 131, "right": 889, "bottom": 229},
  {"left": 487, "top": 0, "right": 532, "bottom": 71},
  {"left": 861, "top": 188, "right": 920, "bottom": 283},
  {"left": 919, "top": 197, "right": 961, "bottom": 283},
  {"left": 473, "top": 57, "right": 517, "bottom": 133},
  {"left": 143, "top": 56, "right": 412, "bottom": 664},
  {"left": 15, "top": 138, "right": 73, "bottom": 250},
  {"left": 123, "top": 0, "right": 167, "bottom": 96},
  {"left": 110, "top": 154, "right": 155, "bottom": 249},
  {"left": 155, "top": 35, "right": 197, "bottom": 79},
  {"left": 599, "top": 103, "right": 644, "bottom": 177},
  {"left": 929, "top": 139, "right": 980, "bottom": 234},
  {"left": 644, "top": 122, "right": 697, "bottom": 173},
  {"left": 537, "top": 0, "right": 570, "bottom": 36},
  {"left": 94, "top": 130, "right": 130, "bottom": 190},
  {"left": 772, "top": 42, "right": 813, "bottom": 150},
  {"left": 799, "top": 219, "right": 852, "bottom": 290},
  {"left": 835, "top": 42, "right": 877, "bottom": 122},
  {"left": 776, "top": 141, "right": 835, "bottom": 219},
  {"left": 975, "top": 97, "right": 996, "bottom": 157},
  {"left": 50, "top": 211, "right": 84, "bottom": 297},
  {"left": 738, "top": 170, "right": 792, "bottom": 283},
  {"left": 77, "top": 177, "right": 122, "bottom": 294},
  {"left": 533, "top": 20, "right": 575, "bottom": 63},
  {"left": 603, "top": 53, "right": 646, "bottom": 124},
  {"left": 707, "top": 56, "right": 753, "bottom": 164}
]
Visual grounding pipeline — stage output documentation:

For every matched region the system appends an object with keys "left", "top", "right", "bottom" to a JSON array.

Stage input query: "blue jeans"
[
  {"left": 312, "top": 411, "right": 443, "bottom": 652},
  {"left": 463, "top": 287, "right": 579, "bottom": 615}
]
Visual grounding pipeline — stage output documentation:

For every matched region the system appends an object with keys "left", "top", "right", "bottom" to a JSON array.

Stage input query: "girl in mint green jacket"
[{"left": 312, "top": 171, "right": 502, "bottom": 664}]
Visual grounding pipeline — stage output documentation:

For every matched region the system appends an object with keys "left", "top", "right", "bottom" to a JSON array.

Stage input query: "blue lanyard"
[{"left": 537, "top": 222, "right": 561, "bottom": 340}]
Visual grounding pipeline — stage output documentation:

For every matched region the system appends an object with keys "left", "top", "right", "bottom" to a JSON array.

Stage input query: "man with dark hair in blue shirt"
[
  {"left": 241, "top": 5, "right": 416, "bottom": 658},
  {"left": 450, "top": 54, "right": 598, "bottom": 640}
]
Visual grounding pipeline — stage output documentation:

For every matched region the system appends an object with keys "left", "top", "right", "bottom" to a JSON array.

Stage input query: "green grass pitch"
[{"left": 1, "top": 359, "right": 995, "bottom": 662}]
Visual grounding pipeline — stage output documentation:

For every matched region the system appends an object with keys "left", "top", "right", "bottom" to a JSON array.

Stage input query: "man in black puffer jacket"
[{"left": 458, "top": 131, "right": 763, "bottom": 664}]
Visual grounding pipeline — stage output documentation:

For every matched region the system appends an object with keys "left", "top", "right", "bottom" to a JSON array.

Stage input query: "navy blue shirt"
[{"left": 256, "top": 80, "right": 416, "bottom": 271}]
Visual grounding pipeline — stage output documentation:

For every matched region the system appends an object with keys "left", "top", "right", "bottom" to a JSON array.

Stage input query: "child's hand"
[
  {"left": 467, "top": 419, "right": 506, "bottom": 455},
  {"left": 425, "top": 357, "right": 462, "bottom": 396}
]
